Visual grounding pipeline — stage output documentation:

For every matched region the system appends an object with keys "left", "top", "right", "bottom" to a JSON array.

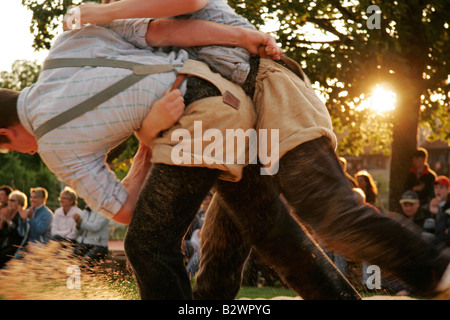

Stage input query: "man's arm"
[
  {"left": 112, "top": 89, "right": 186, "bottom": 224},
  {"left": 146, "top": 19, "right": 282, "bottom": 59},
  {"left": 78, "top": 0, "right": 208, "bottom": 25},
  {"left": 111, "top": 142, "right": 152, "bottom": 225},
  {"left": 135, "top": 89, "right": 185, "bottom": 147},
  {"left": 70, "top": 2, "right": 282, "bottom": 59}
]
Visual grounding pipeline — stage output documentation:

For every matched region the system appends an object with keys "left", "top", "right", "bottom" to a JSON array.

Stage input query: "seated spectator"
[
  {"left": 185, "top": 228, "right": 201, "bottom": 279},
  {"left": 17, "top": 187, "right": 53, "bottom": 245},
  {"left": 196, "top": 191, "right": 213, "bottom": 226},
  {"left": 399, "top": 190, "right": 436, "bottom": 240},
  {"left": 51, "top": 186, "right": 81, "bottom": 243},
  {"left": 354, "top": 170, "right": 379, "bottom": 207},
  {"left": 384, "top": 190, "right": 439, "bottom": 296},
  {"left": 404, "top": 147, "right": 437, "bottom": 205},
  {"left": 0, "top": 185, "right": 13, "bottom": 213},
  {"left": 423, "top": 176, "right": 450, "bottom": 248},
  {"left": 183, "top": 192, "right": 212, "bottom": 279},
  {"left": 353, "top": 188, "right": 366, "bottom": 205},
  {"left": 72, "top": 207, "right": 109, "bottom": 263},
  {"left": 0, "top": 190, "right": 27, "bottom": 267},
  {"left": 339, "top": 157, "right": 358, "bottom": 188}
]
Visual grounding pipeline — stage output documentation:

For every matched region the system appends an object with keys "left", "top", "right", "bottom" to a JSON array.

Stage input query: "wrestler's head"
[{"left": 0, "top": 88, "right": 38, "bottom": 154}]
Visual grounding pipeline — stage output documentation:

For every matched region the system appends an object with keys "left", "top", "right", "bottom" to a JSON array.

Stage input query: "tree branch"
[
  {"left": 308, "top": 17, "right": 346, "bottom": 40},
  {"left": 329, "top": 0, "right": 358, "bottom": 21}
]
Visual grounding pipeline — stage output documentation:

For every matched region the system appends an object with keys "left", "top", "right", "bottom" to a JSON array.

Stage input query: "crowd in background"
[
  {"left": 325, "top": 147, "right": 450, "bottom": 295},
  {"left": 0, "top": 185, "right": 110, "bottom": 269}
]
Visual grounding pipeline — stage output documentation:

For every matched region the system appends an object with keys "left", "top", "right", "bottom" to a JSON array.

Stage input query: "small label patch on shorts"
[{"left": 223, "top": 90, "right": 240, "bottom": 110}]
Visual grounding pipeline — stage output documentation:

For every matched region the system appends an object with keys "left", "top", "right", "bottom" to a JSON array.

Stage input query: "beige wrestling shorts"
[
  {"left": 150, "top": 59, "right": 256, "bottom": 182},
  {"left": 253, "top": 57, "right": 337, "bottom": 160}
]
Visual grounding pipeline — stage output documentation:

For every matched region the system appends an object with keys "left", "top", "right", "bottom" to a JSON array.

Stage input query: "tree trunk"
[{"left": 388, "top": 80, "right": 422, "bottom": 212}]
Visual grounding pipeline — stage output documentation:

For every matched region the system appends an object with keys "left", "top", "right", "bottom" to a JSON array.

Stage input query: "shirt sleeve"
[
  {"left": 102, "top": 18, "right": 151, "bottom": 49},
  {"left": 39, "top": 149, "right": 128, "bottom": 220}
]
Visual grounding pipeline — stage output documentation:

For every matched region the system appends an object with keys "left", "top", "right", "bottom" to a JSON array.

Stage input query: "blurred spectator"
[
  {"left": 0, "top": 190, "right": 27, "bottom": 267},
  {"left": 423, "top": 176, "right": 450, "bottom": 248},
  {"left": 73, "top": 207, "right": 109, "bottom": 263},
  {"left": 339, "top": 157, "right": 358, "bottom": 188},
  {"left": 384, "top": 189, "right": 440, "bottom": 296},
  {"left": 396, "top": 190, "right": 436, "bottom": 243},
  {"left": 353, "top": 188, "right": 366, "bottom": 205},
  {"left": 404, "top": 147, "right": 437, "bottom": 205},
  {"left": 17, "top": 187, "right": 53, "bottom": 244},
  {"left": 197, "top": 191, "right": 213, "bottom": 226},
  {"left": 354, "top": 170, "right": 379, "bottom": 207},
  {"left": 0, "top": 185, "right": 13, "bottom": 213},
  {"left": 51, "top": 186, "right": 81, "bottom": 243},
  {"left": 183, "top": 191, "right": 213, "bottom": 279}
]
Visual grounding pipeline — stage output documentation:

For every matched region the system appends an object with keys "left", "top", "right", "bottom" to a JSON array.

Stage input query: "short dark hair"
[
  {"left": 0, "top": 185, "right": 13, "bottom": 196},
  {"left": 413, "top": 147, "right": 428, "bottom": 159},
  {"left": 0, "top": 89, "right": 20, "bottom": 145}
]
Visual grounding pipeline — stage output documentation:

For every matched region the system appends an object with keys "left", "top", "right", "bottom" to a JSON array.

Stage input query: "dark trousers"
[
  {"left": 125, "top": 164, "right": 220, "bottom": 299},
  {"left": 195, "top": 137, "right": 448, "bottom": 298},
  {"left": 277, "top": 137, "right": 447, "bottom": 294},
  {"left": 194, "top": 163, "right": 361, "bottom": 300},
  {"left": 125, "top": 162, "right": 361, "bottom": 300}
]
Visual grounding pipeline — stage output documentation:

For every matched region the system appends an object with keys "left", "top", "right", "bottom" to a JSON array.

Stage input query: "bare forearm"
[
  {"left": 103, "top": 0, "right": 207, "bottom": 20},
  {"left": 112, "top": 144, "right": 152, "bottom": 225},
  {"left": 113, "top": 171, "right": 148, "bottom": 225},
  {"left": 145, "top": 18, "right": 283, "bottom": 59},
  {"left": 78, "top": 0, "right": 208, "bottom": 25},
  {"left": 146, "top": 19, "right": 246, "bottom": 47}
]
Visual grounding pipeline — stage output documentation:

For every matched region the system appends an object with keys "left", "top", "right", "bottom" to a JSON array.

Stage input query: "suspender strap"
[
  {"left": 42, "top": 58, "right": 180, "bottom": 76},
  {"left": 34, "top": 58, "right": 182, "bottom": 140}
]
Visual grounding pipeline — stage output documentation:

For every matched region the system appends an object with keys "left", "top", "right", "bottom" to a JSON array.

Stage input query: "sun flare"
[{"left": 365, "top": 85, "right": 397, "bottom": 114}]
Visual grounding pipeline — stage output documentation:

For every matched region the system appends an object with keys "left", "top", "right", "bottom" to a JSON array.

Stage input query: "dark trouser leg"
[
  {"left": 193, "top": 193, "right": 252, "bottom": 300},
  {"left": 124, "top": 164, "right": 219, "bottom": 300},
  {"left": 196, "top": 164, "right": 361, "bottom": 300},
  {"left": 277, "top": 137, "right": 449, "bottom": 295}
]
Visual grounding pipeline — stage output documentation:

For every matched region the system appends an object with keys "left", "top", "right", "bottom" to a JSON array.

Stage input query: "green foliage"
[
  {"left": 236, "top": 286, "right": 297, "bottom": 299},
  {"left": 22, "top": 0, "right": 101, "bottom": 50},
  {"left": 0, "top": 153, "right": 61, "bottom": 210},
  {"left": 107, "top": 136, "right": 139, "bottom": 180},
  {"left": 0, "top": 60, "right": 41, "bottom": 90}
]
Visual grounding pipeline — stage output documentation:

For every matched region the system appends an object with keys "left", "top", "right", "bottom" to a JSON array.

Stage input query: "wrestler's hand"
[
  {"left": 242, "top": 30, "right": 283, "bottom": 60},
  {"left": 63, "top": 3, "right": 115, "bottom": 30},
  {"left": 135, "top": 89, "right": 185, "bottom": 147},
  {"left": 429, "top": 197, "right": 441, "bottom": 214}
]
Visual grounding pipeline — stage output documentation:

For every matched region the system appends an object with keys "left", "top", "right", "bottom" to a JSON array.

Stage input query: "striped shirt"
[{"left": 17, "top": 20, "right": 188, "bottom": 219}]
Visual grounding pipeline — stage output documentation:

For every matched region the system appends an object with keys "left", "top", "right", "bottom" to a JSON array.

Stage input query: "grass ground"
[
  {"left": 0, "top": 241, "right": 417, "bottom": 300},
  {"left": 236, "top": 286, "right": 298, "bottom": 299}
]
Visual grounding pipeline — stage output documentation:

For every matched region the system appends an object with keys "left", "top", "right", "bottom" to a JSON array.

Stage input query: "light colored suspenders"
[{"left": 34, "top": 58, "right": 183, "bottom": 140}]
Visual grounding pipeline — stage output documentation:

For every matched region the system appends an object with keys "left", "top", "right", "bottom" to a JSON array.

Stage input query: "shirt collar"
[{"left": 17, "top": 86, "right": 36, "bottom": 136}]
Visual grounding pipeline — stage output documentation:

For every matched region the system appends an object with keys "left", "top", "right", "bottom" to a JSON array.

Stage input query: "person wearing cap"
[
  {"left": 404, "top": 147, "right": 437, "bottom": 205},
  {"left": 425, "top": 176, "right": 450, "bottom": 248},
  {"left": 399, "top": 190, "right": 436, "bottom": 240}
]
